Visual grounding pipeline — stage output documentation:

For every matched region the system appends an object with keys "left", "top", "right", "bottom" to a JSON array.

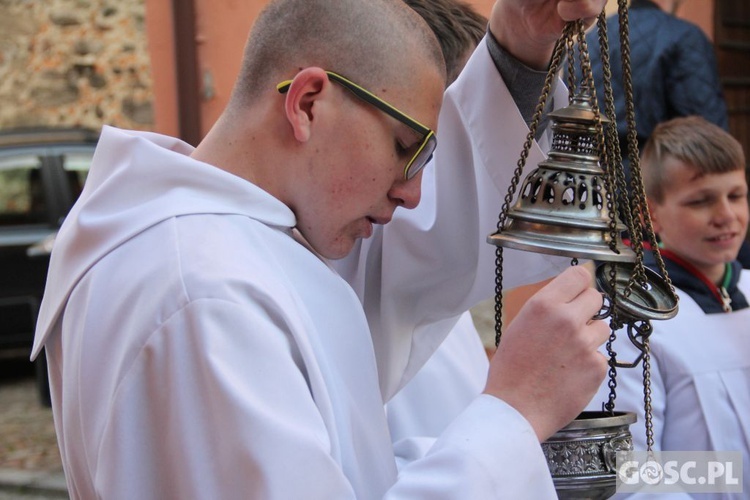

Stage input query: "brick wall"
[{"left": 0, "top": 0, "right": 154, "bottom": 131}]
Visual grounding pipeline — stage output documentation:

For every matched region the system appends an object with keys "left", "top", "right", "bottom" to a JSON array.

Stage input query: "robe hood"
[{"left": 31, "top": 126, "right": 296, "bottom": 358}]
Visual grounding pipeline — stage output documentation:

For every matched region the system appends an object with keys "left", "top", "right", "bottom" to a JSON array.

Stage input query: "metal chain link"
[
  {"left": 494, "top": 246, "right": 505, "bottom": 347},
  {"left": 566, "top": 36, "right": 577, "bottom": 102},
  {"left": 575, "top": 23, "right": 620, "bottom": 264},
  {"left": 639, "top": 322, "right": 655, "bottom": 451},
  {"left": 494, "top": 25, "right": 573, "bottom": 347},
  {"left": 614, "top": 0, "right": 669, "bottom": 451},
  {"left": 563, "top": 18, "right": 624, "bottom": 415},
  {"left": 616, "top": 0, "right": 648, "bottom": 296},
  {"left": 493, "top": 9, "right": 671, "bottom": 457},
  {"left": 590, "top": 7, "right": 631, "bottom": 416}
]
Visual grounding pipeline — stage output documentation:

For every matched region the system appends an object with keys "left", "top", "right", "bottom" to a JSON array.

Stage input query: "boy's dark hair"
[
  {"left": 403, "top": 0, "right": 487, "bottom": 85},
  {"left": 641, "top": 116, "right": 746, "bottom": 202}
]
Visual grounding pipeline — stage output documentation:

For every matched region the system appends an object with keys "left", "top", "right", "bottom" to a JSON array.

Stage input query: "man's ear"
[{"left": 281, "top": 67, "right": 330, "bottom": 143}]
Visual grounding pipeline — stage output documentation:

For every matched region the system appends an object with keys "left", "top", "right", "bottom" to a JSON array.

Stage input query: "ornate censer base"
[{"left": 542, "top": 411, "right": 636, "bottom": 499}]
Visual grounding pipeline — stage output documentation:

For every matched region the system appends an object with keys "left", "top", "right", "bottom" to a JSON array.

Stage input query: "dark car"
[{"left": 0, "top": 127, "right": 98, "bottom": 404}]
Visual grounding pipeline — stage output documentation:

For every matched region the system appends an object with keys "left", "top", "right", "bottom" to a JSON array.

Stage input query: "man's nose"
[{"left": 388, "top": 171, "right": 423, "bottom": 209}]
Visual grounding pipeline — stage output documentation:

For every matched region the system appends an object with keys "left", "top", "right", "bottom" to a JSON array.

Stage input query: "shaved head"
[
  {"left": 230, "top": 0, "right": 445, "bottom": 107},
  {"left": 197, "top": 0, "right": 448, "bottom": 261}
]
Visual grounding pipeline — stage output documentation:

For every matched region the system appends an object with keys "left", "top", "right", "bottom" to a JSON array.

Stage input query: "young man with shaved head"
[{"left": 33, "top": 0, "right": 609, "bottom": 497}]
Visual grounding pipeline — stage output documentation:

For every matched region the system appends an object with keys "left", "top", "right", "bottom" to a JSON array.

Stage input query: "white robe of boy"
[
  {"left": 589, "top": 271, "right": 750, "bottom": 499},
  {"left": 32, "top": 40, "right": 569, "bottom": 499}
]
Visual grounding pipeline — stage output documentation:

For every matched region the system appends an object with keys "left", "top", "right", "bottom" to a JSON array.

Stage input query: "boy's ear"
[
  {"left": 281, "top": 67, "right": 331, "bottom": 143},
  {"left": 647, "top": 199, "right": 662, "bottom": 234}
]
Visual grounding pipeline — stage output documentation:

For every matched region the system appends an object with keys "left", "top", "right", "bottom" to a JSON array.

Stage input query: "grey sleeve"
[{"left": 485, "top": 30, "right": 556, "bottom": 139}]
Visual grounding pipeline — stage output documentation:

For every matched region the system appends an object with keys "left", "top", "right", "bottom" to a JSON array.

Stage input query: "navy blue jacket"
[
  {"left": 643, "top": 251, "right": 749, "bottom": 314},
  {"left": 583, "top": 0, "right": 728, "bottom": 157}
]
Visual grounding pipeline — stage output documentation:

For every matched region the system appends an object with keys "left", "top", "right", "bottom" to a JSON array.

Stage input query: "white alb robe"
[
  {"left": 32, "top": 40, "right": 568, "bottom": 499},
  {"left": 589, "top": 270, "right": 750, "bottom": 499}
]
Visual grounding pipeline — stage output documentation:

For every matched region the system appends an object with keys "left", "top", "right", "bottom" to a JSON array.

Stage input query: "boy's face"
[
  {"left": 650, "top": 157, "right": 749, "bottom": 282},
  {"left": 292, "top": 64, "right": 444, "bottom": 260}
]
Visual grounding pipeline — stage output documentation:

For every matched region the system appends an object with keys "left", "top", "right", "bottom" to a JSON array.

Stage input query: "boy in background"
[{"left": 590, "top": 116, "right": 749, "bottom": 497}]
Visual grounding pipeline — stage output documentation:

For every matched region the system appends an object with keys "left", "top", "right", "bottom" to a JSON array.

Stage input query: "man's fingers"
[
  {"left": 534, "top": 265, "right": 593, "bottom": 304},
  {"left": 557, "top": 0, "right": 606, "bottom": 22},
  {"left": 574, "top": 286, "right": 608, "bottom": 317},
  {"left": 586, "top": 311, "right": 612, "bottom": 348}
]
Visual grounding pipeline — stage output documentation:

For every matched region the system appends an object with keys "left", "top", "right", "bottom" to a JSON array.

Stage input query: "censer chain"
[{"left": 494, "top": 25, "right": 574, "bottom": 347}]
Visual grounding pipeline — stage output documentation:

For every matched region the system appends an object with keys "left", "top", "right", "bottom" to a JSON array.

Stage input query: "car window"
[
  {"left": 0, "top": 154, "right": 46, "bottom": 226},
  {"left": 62, "top": 150, "right": 93, "bottom": 201}
]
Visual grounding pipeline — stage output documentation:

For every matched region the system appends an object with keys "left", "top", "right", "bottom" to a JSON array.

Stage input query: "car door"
[
  {"left": 0, "top": 149, "right": 54, "bottom": 350},
  {"left": 0, "top": 144, "right": 94, "bottom": 352}
]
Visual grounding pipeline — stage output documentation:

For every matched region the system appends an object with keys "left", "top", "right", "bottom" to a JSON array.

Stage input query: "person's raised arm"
[{"left": 489, "top": 0, "right": 603, "bottom": 70}]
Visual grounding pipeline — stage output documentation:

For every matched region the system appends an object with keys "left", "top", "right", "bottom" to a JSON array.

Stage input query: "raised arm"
[{"left": 489, "top": 0, "right": 603, "bottom": 69}]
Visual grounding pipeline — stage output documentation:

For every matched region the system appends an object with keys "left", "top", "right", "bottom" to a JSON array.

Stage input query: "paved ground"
[{"left": 0, "top": 358, "right": 67, "bottom": 499}]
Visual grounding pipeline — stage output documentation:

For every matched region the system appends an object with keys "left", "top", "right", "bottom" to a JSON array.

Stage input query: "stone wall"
[{"left": 0, "top": 0, "right": 153, "bottom": 131}]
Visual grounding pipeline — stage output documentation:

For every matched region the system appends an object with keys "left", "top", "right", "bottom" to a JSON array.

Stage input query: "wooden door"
[{"left": 715, "top": 0, "right": 750, "bottom": 167}]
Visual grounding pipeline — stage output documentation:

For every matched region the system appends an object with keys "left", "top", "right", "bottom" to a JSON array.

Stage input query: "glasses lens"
[{"left": 404, "top": 132, "right": 437, "bottom": 180}]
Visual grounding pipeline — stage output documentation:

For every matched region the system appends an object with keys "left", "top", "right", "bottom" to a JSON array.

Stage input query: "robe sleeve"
[
  {"left": 387, "top": 396, "right": 557, "bottom": 499},
  {"left": 334, "top": 37, "right": 571, "bottom": 400}
]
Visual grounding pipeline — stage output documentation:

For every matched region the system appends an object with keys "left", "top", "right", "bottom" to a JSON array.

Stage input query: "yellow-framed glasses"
[{"left": 277, "top": 71, "right": 437, "bottom": 180}]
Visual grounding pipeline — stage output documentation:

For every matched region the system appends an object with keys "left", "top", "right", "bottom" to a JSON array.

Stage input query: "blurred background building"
[
  {"left": 0, "top": 0, "right": 154, "bottom": 131},
  {"left": 1, "top": 1, "right": 747, "bottom": 154},
  {"left": 0, "top": 0, "right": 748, "bottom": 354}
]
